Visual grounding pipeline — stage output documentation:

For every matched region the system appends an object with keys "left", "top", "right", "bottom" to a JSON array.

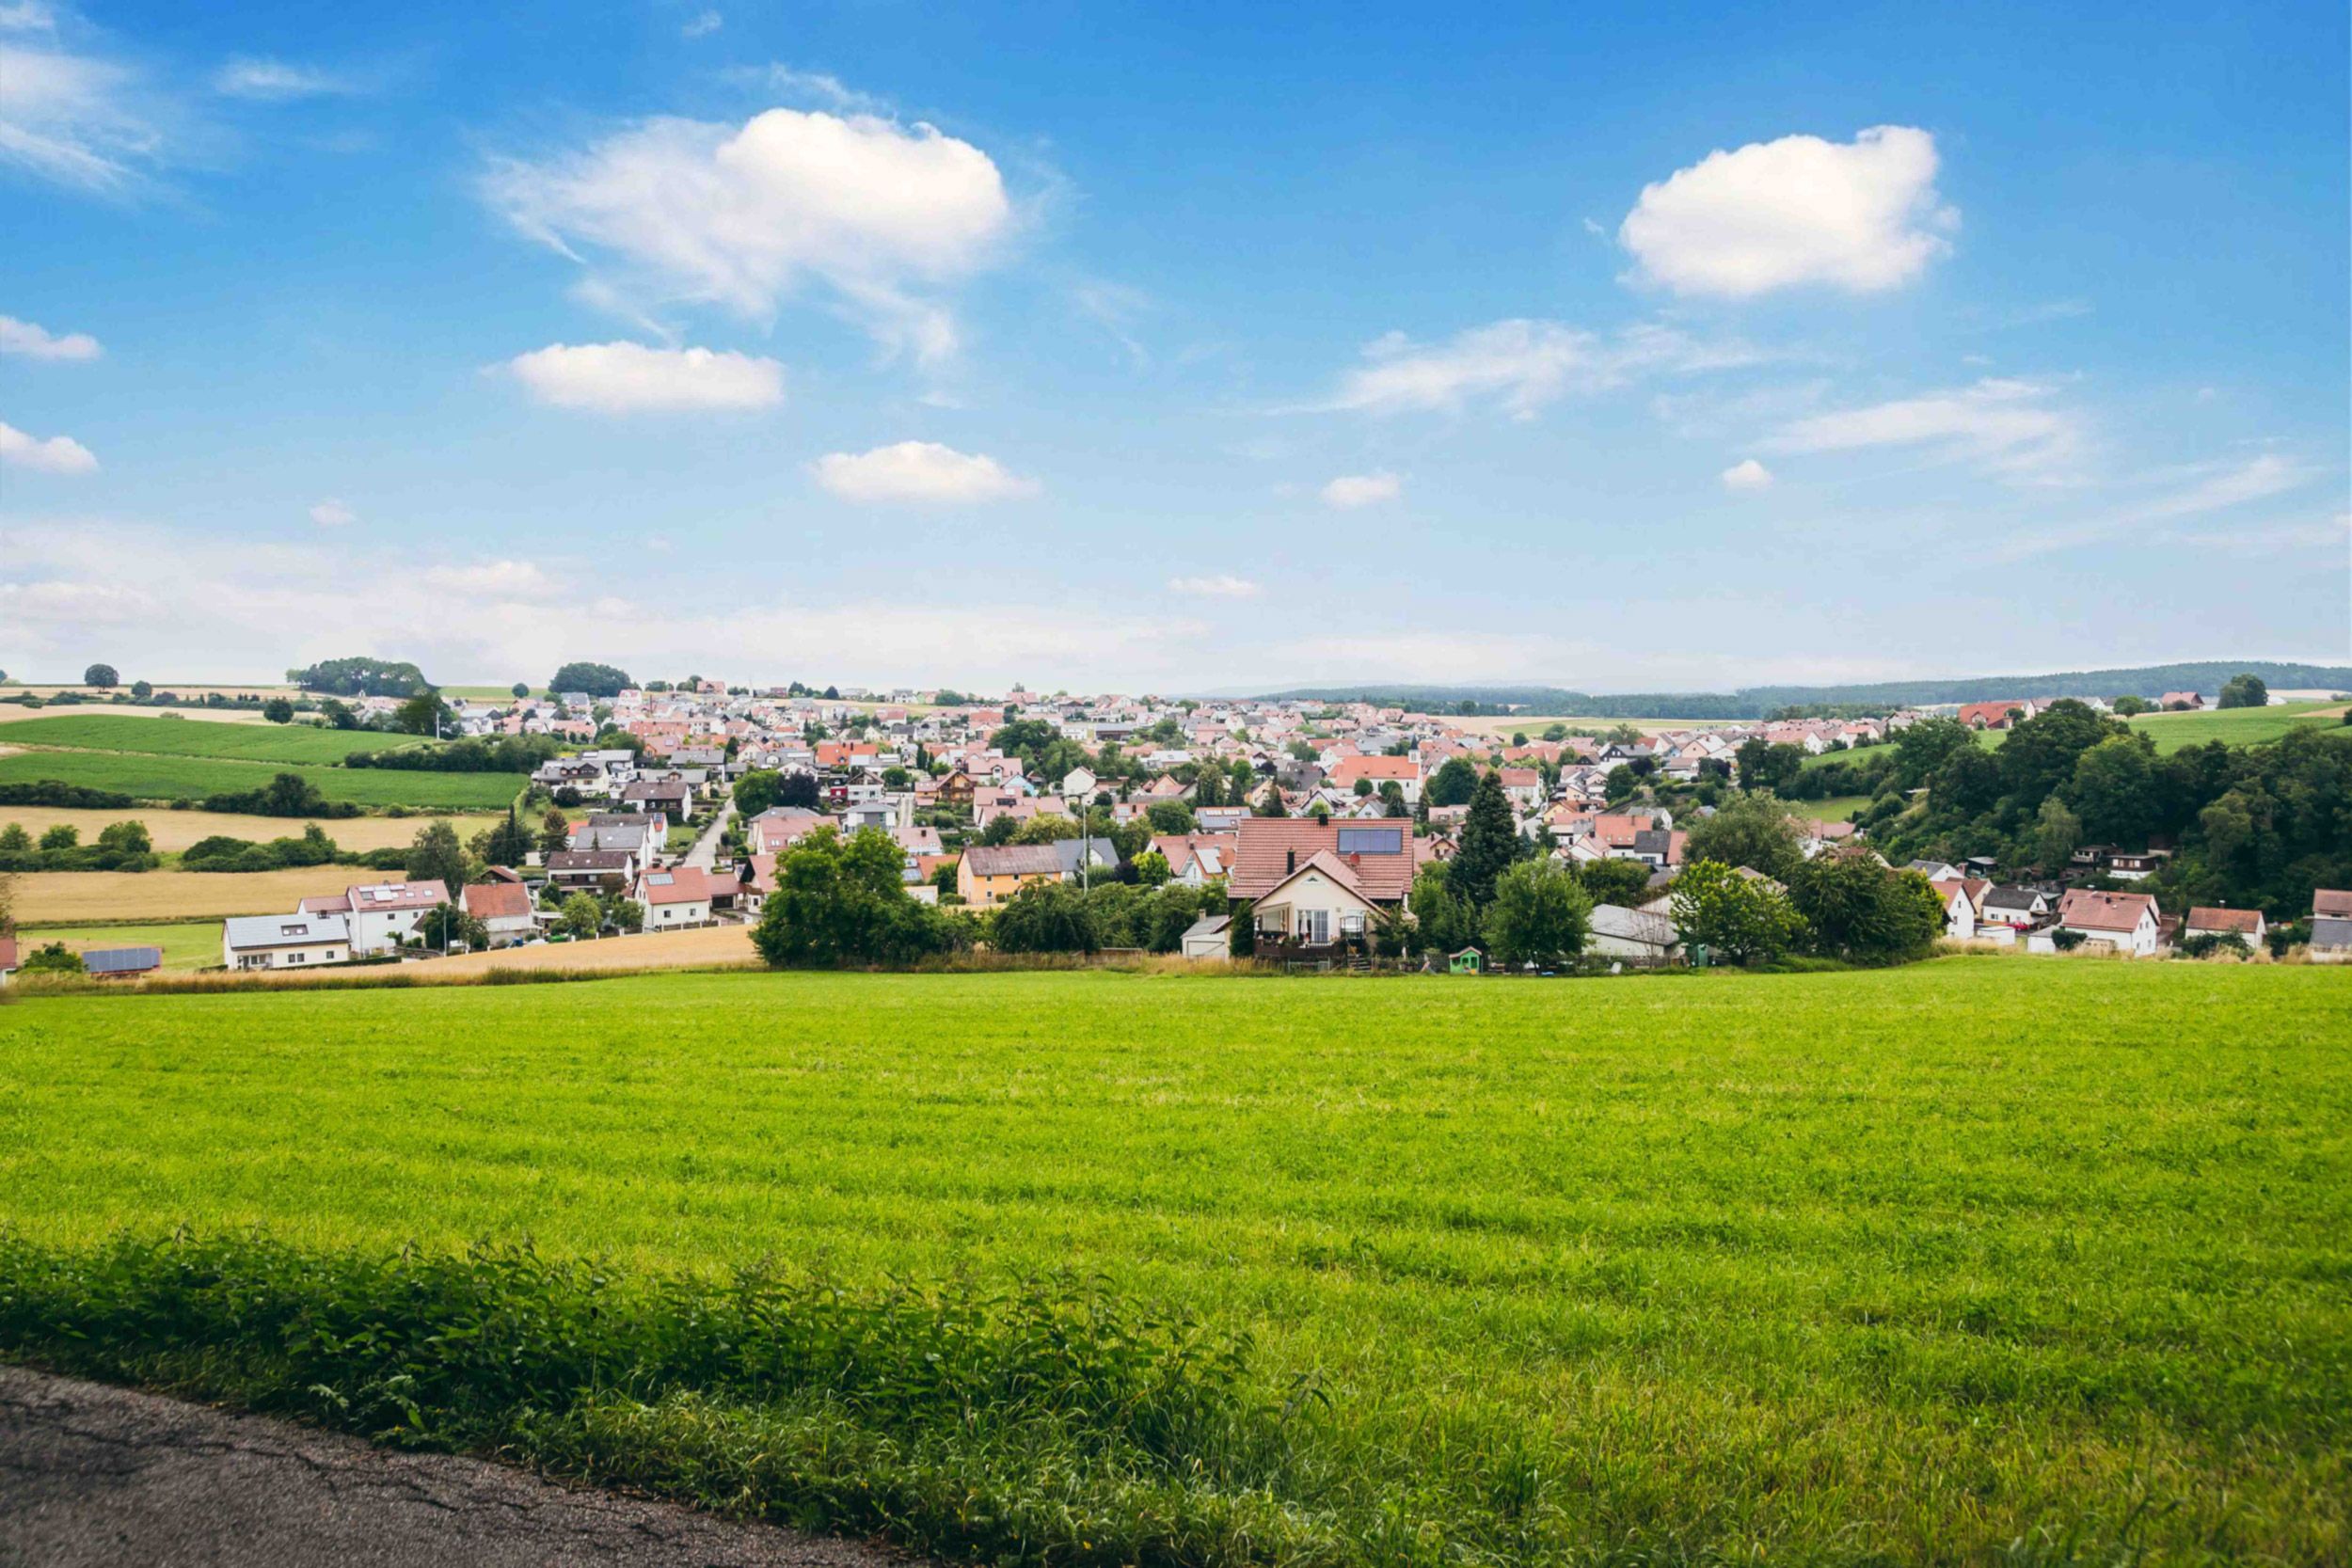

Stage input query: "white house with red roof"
[
  {"left": 2185, "top": 906, "right": 2265, "bottom": 947},
  {"left": 461, "top": 877, "right": 538, "bottom": 947},
  {"left": 1326, "top": 753, "right": 1422, "bottom": 802},
  {"left": 633, "top": 866, "right": 714, "bottom": 929},
  {"left": 2054, "top": 888, "right": 2163, "bottom": 957}
]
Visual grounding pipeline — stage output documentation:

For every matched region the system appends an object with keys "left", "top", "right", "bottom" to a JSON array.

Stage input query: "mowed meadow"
[{"left": 1, "top": 959, "right": 2344, "bottom": 1564}]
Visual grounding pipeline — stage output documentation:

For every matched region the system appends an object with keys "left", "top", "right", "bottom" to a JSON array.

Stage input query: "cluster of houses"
[{"left": 6, "top": 680, "right": 2340, "bottom": 980}]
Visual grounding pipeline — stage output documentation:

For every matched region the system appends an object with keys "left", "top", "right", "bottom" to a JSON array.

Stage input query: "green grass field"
[
  {"left": 1791, "top": 793, "right": 1869, "bottom": 821},
  {"left": 0, "top": 749, "right": 525, "bottom": 811},
  {"left": 9, "top": 919, "right": 219, "bottom": 971},
  {"left": 2123, "top": 700, "right": 2341, "bottom": 752},
  {"left": 0, "top": 713, "right": 415, "bottom": 764},
  {"left": 1, "top": 961, "right": 2344, "bottom": 1564}
]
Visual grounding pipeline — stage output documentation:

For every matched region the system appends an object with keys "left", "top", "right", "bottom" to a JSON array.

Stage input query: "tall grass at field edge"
[{"left": 0, "top": 1232, "right": 1321, "bottom": 1567}]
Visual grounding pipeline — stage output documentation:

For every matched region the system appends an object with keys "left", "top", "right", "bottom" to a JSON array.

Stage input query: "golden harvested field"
[
  {"left": 0, "top": 806, "right": 500, "bottom": 853},
  {"left": 332, "top": 923, "right": 758, "bottom": 981},
  {"left": 0, "top": 704, "right": 273, "bottom": 726},
  {"left": 8, "top": 867, "right": 406, "bottom": 924}
]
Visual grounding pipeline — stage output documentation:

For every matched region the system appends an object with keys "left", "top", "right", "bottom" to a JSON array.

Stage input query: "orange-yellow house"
[{"left": 956, "top": 844, "right": 1063, "bottom": 907}]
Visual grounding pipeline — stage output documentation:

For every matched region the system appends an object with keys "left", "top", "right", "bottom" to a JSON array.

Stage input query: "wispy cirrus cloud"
[
  {"left": 213, "top": 56, "right": 360, "bottom": 100},
  {"left": 1310, "top": 319, "right": 1763, "bottom": 420},
  {"left": 1167, "top": 574, "right": 1262, "bottom": 598},
  {"left": 0, "top": 37, "right": 168, "bottom": 196},
  {"left": 1762, "top": 377, "right": 2084, "bottom": 483}
]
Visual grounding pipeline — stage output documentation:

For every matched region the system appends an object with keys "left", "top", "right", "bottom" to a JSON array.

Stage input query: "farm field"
[
  {"left": 10, "top": 920, "right": 222, "bottom": 971},
  {"left": 0, "top": 960, "right": 2343, "bottom": 1564},
  {"left": 1453, "top": 713, "right": 1745, "bottom": 738},
  {"left": 0, "top": 713, "right": 419, "bottom": 764},
  {"left": 315, "top": 922, "right": 757, "bottom": 979},
  {"left": 0, "top": 749, "right": 525, "bottom": 810},
  {"left": 0, "top": 703, "right": 273, "bottom": 726},
  {"left": 2124, "top": 699, "right": 2341, "bottom": 751},
  {"left": 0, "top": 805, "right": 500, "bottom": 853},
  {"left": 3, "top": 684, "right": 298, "bottom": 702},
  {"left": 6, "top": 866, "right": 406, "bottom": 923}
]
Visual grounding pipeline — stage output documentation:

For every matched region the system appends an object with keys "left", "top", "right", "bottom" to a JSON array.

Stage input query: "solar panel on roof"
[{"left": 1335, "top": 827, "right": 1404, "bottom": 855}]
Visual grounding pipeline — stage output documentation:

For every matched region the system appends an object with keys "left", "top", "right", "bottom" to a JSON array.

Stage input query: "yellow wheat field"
[
  {"left": 8, "top": 867, "right": 409, "bottom": 924},
  {"left": 0, "top": 807, "right": 501, "bottom": 853}
]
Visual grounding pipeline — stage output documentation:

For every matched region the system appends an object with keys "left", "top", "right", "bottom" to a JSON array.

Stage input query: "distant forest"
[{"left": 1257, "top": 661, "right": 2352, "bottom": 720}]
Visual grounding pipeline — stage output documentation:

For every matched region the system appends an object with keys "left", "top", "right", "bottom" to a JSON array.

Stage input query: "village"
[{"left": 4, "top": 676, "right": 2312, "bottom": 983}]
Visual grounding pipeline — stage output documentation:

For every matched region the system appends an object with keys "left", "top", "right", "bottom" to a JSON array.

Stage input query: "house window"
[{"left": 1302, "top": 909, "right": 1330, "bottom": 944}]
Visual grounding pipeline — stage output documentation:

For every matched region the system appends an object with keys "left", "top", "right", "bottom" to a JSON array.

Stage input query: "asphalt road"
[{"left": 0, "top": 1364, "right": 901, "bottom": 1568}]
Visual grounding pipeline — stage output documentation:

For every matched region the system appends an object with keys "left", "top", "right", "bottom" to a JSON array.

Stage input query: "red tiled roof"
[
  {"left": 2057, "top": 889, "right": 2157, "bottom": 933},
  {"left": 2313, "top": 889, "right": 2352, "bottom": 918},
  {"left": 462, "top": 881, "right": 532, "bottom": 921},
  {"left": 2185, "top": 906, "right": 2262, "bottom": 934},
  {"left": 1229, "top": 817, "right": 1415, "bottom": 901},
  {"left": 1327, "top": 754, "right": 1419, "bottom": 784},
  {"left": 0, "top": 936, "right": 15, "bottom": 973},
  {"left": 636, "top": 866, "right": 712, "bottom": 905}
]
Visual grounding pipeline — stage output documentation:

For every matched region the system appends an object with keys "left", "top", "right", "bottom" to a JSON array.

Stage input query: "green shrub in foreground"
[{"left": 0, "top": 1232, "right": 1320, "bottom": 1566}]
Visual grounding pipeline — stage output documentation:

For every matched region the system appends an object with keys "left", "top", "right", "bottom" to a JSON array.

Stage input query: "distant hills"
[{"left": 1255, "top": 661, "right": 2352, "bottom": 720}]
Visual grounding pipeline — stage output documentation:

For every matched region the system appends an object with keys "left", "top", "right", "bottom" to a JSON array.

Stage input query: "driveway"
[
  {"left": 0, "top": 1364, "right": 898, "bottom": 1568},
  {"left": 680, "top": 794, "right": 736, "bottom": 871}
]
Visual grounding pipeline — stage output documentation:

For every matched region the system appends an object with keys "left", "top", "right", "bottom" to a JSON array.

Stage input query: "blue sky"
[{"left": 3, "top": 0, "right": 2345, "bottom": 692}]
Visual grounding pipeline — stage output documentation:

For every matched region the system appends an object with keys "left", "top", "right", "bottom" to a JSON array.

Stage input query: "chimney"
[{"left": 1286, "top": 848, "right": 1296, "bottom": 874}]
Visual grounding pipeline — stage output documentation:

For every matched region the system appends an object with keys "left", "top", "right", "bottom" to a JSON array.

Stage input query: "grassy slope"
[
  {"left": 0, "top": 714, "right": 420, "bottom": 763},
  {"left": 2123, "top": 700, "right": 2341, "bottom": 752},
  {"left": 1, "top": 961, "right": 2343, "bottom": 1562},
  {"left": 1792, "top": 793, "right": 1868, "bottom": 821},
  {"left": 0, "top": 749, "right": 524, "bottom": 810}
]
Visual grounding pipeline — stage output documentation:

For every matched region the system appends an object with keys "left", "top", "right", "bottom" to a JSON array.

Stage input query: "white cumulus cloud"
[
  {"left": 0, "top": 418, "right": 96, "bottom": 473},
  {"left": 0, "top": 312, "right": 100, "bottom": 359},
  {"left": 1620, "top": 125, "right": 1955, "bottom": 297},
  {"left": 1167, "top": 574, "right": 1263, "bottom": 598},
  {"left": 681, "top": 9, "right": 723, "bottom": 37},
  {"left": 811, "top": 441, "right": 1037, "bottom": 503},
  {"left": 1320, "top": 471, "right": 1401, "bottom": 508},
  {"left": 309, "top": 498, "right": 357, "bottom": 526},
  {"left": 1720, "top": 458, "right": 1773, "bottom": 492},
  {"left": 484, "top": 105, "right": 1012, "bottom": 362},
  {"left": 502, "top": 341, "right": 784, "bottom": 412}
]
